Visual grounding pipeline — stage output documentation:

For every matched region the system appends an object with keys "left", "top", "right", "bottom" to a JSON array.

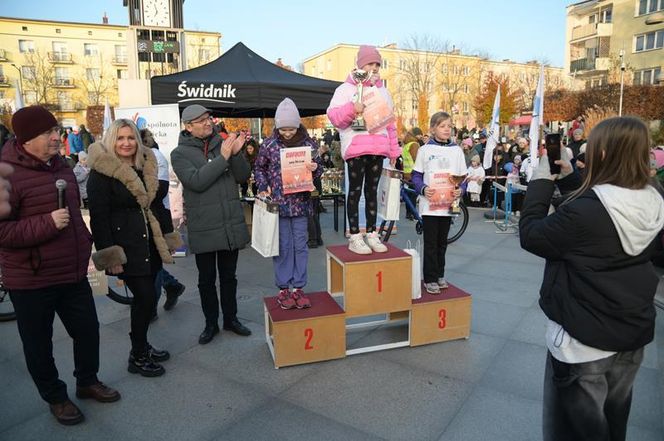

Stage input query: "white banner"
[
  {"left": 115, "top": 103, "right": 181, "bottom": 162},
  {"left": 527, "top": 65, "right": 545, "bottom": 179}
]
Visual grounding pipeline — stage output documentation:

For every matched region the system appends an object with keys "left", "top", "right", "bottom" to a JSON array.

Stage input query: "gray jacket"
[{"left": 171, "top": 130, "right": 250, "bottom": 254}]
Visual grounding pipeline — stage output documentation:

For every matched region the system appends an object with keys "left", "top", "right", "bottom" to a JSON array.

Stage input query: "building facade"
[
  {"left": 302, "top": 43, "right": 569, "bottom": 130},
  {"left": 0, "top": 16, "right": 220, "bottom": 126},
  {"left": 566, "top": 0, "right": 664, "bottom": 88}
]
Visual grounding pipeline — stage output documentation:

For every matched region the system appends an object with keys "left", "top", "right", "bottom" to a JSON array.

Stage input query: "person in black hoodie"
[{"left": 519, "top": 116, "right": 664, "bottom": 441}]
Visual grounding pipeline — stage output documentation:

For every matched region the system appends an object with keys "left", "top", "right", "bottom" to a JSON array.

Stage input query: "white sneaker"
[
  {"left": 348, "top": 233, "right": 372, "bottom": 255},
  {"left": 437, "top": 278, "right": 449, "bottom": 289},
  {"left": 425, "top": 282, "right": 440, "bottom": 294},
  {"left": 365, "top": 231, "right": 387, "bottom": 253}
]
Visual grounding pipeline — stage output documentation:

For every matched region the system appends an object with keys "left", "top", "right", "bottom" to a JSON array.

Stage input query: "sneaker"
[
  {"left": 276, "top": 288, "right": 296, "bottom": 310},
  {"left": 425, "top": 282, "right": 440, "bottom": 294},
  {"left": 437, "top": 278, "right": 449, "bottom": 289},
  {"left": 292, "top": 288, "right": 311, "bottom": 309},
  {"left": 365, "top": 231, "right": 387, "bottom": 253},
  {"left": 348, "top": 233, "right": 372, "bottom": 255},
  {"left": 163, "top": 282, "right": 185, "bottom": 310}
]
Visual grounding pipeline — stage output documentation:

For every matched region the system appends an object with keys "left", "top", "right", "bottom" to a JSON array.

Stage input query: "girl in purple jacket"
[{"left": 255, "top": 98, "right": 323, "bottom": 310}]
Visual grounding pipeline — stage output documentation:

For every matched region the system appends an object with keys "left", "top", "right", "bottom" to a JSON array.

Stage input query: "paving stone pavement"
[{"left": 1, "top": 204, "right": 662, "bottom": 441}]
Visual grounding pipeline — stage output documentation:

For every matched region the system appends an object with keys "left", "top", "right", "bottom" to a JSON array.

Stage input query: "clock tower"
[{"left": 123, "top": 0, "right": 185, "bottom": 79}]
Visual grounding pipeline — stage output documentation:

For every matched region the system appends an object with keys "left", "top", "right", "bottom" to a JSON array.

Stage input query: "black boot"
[
  {"left": 163, "top": 282, "right": 185, "bottom": 311},
  {"left": 147, "top": 344, "right": 170, "bottom": 362},
  {"left": 198, "top": 323, "right": 220, "bottom": 345},
  {"left": 128, "top": 351, "right": 165, "bottom": 377}
]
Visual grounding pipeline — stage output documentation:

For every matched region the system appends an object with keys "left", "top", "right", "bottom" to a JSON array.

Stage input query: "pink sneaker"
[
  {"left": 291, "top": 288, "right": 311, "bottom": 309},
  {"left": 276, "top": 288, "right": 296, "bottom": 310}
]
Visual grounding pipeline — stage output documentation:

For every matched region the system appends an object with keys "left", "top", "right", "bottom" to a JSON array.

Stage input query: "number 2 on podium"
[
  {"left": 304, "top": 328, "right": 314, "bottom": 350},
  {"left": 376, "top": 271, "right": 382, "bottom": 294}
]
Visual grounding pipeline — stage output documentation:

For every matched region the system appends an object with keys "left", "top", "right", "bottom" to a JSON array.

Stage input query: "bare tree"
[
  {"left": 80, "top": 54, "right": 115, "bottom": 106},
  {"left": 21, "top": 49, "right": 55, "bottom": 105}
]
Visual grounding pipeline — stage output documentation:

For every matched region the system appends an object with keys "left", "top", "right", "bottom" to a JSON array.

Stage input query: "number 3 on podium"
[{"left": 438, "top": 309, "right": 447, "bottom": 329}]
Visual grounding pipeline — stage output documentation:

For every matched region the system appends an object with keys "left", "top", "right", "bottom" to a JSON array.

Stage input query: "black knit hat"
[{"left": 12, "top": 106, "right": 58, "bottom": 145}]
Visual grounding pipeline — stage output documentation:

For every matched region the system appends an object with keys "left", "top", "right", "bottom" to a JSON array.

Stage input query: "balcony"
[
  {"left": 53, "top": 77, "right": 75, "bottom": 88},
  {"left": 571, "top": 22, "right": 612, "bottom": 41},
  {"left": 0, "top": 75, "right": 9, "bottom": 87},
  {"left": 48, "top": 52, "right": 74, "bottom": 63},
  {"left": 0, "top": 49, "right": 7, "bottom": 61},
  {"left": 112, "top": 55, "right": 128, "bottom": 65},
  {"left": 570, "top": 58, "right": 596, "bottom": 72},
  {"left": 57, "top": 101, "right": 81, "bottom": 112}
]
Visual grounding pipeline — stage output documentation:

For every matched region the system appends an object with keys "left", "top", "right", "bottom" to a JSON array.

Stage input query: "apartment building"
[
  {"left": 0, "top": 16, "right": 220, "bottom": 125},
  {"left": 302, "top": 43, "right": 568, "bottom": 129},
  {"left": 566, "top": 0, "right": 664, "bottom": 87}
]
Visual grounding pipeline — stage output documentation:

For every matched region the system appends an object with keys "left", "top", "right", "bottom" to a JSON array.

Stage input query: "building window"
[
  {"left": 55, "top": 29, "right": 61, "bottom": 34},
  {"left": 382, "top": 59, "right": 389, "bottom": 69},
  {"left": 464, "top": 84, "right": 469, "bottom": 93},
  {"left": 462, "top": 102, "right": 469, "bottom": 112},
  {"left": 86, "top": 68, "right": 100, "bottom": 81},
  {"left": 52, "top": 41, "right": 68, "bottom": 55},
  {"left": 441, "top": 64, "right": 448, "bottom": 74},
  {"left": 117, "top": 69, "right": 128, "bottom": 79},
  {"left": 18, "top": 40, "right": 34, "bottom": 53},
  {"left": 635, "top": 30, "right": 664, "bottom": 52},
  {"left": 55, "top": 67, "right": 69, "bottom": 81},
  {"left": 88, "top": 31, "right": 92, "bottom": 36},
  {"left": 633, "top": 67, "right": 662, "bottom": 85},
  {"left": 198, "top": 48, "right": 211, "bottom": 63},
  {"left": 22, "top": 26, "right": 28, "bottom": 31},
  {"left": 412, "top": 99, "right": 418, "bottom": 110},
  {"left": 21, "top": 66, "right": 35, "bottom": 80},
  {"left": 84, "top": 43, "right": 99, "bottom": 57},
  {"left": 638, "top": 0, "right": 663, "bottom": 15},
  {"left": 118, "top": 33, "right": 123, "bottom": 37},
  {"left": 383, "top": 79, "right": 388, "bottom": 88}
]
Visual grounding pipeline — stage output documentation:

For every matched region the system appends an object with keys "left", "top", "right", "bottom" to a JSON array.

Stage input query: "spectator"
[
  {"left": 73, "top": 151, "right": 90, "bottom": 208},
  {"left": 79, "top": 124, "right": 94, "bottom": 152}
]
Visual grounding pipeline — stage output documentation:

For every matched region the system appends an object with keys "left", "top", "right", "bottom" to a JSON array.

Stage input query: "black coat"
[
  {"left": 87, "top": 142, "right": 177, "bottom": 277},
  {"left": 519, "top": 176, "right": 660, "bottom": 352}
]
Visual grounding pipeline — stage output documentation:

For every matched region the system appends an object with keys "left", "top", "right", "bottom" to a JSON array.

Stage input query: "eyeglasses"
[{"left": 189, "top": 115, "right": 213, "bottom": 125}]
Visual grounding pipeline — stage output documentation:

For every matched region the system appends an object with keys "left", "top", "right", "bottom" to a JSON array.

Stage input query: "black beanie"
[{"left": 11, "top": 106, "right": 58, "bottom": 145}]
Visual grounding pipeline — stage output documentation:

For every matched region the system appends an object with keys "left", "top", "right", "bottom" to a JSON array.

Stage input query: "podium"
[{"left": 264, "top": 243, "right": 472, "bottom": 368}]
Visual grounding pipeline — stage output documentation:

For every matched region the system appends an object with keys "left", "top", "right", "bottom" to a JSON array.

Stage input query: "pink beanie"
[{"left": 356, "top": 45, "right": 382, "bottom": 69}]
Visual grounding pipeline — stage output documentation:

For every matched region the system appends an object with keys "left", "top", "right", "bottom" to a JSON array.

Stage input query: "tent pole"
[{"left": 258, "top": 118, "right": 262, "bottom": 142}]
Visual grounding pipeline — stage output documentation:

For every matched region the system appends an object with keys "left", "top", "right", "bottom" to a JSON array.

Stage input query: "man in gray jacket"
[{"left": 171, "top": 105, "right": 252, "bottom": 344}]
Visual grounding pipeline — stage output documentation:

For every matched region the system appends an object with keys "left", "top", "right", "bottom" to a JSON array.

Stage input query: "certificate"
[
  {"left": 427, "top": 171, "right": 454, "bottom": 212},
  {"left": 280, "top": 146, "right": 314, "bottom": 194},
  {"left": 362, "top": 88, "right": 395, "bottom": 134}
]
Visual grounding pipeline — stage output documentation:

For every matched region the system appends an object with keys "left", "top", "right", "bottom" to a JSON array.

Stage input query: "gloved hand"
[
  {"left": 532, "top": 155, "right": 554, "bottom": 181},
  {"left": 556, "top": 146, "right": 573, "bottom": 180}
]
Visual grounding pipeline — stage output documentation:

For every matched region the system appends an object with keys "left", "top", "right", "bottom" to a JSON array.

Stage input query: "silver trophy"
[{"left": 351, "top": 69, "right": 369, "bottom": 131}]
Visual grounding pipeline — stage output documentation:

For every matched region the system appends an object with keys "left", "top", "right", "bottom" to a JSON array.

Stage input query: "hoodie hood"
[{"left": 593, "top": 183, "right": 664, "bottom": 256}]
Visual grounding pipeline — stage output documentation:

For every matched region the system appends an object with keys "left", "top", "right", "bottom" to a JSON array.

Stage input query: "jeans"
[
  {"left": 274, "top": 216, "right": 308, "bottom": 289},
  {"left": 543, "top": 348, "right": 644, "bottom": 441},
  {"left": 195, "top": 250, "right": 239, "bottom": 325},
  {"left": 422, "top": 215, "right": 451, "bottom": 283},
  {"left": 154, "top": 268, "right": 179, "bottom": 304},
  {"left": 10, "top": 279, "right": 100, "bottom": 404}
]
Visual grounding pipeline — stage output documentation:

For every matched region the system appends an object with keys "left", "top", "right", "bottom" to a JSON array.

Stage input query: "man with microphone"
[{"left": 0, "top": 106, "right": 120, "bottom": 426}]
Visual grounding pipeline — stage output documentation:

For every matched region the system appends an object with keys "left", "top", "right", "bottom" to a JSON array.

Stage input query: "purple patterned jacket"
[{"left": 254, "top": 128, "right": 324, "bottom": 218}]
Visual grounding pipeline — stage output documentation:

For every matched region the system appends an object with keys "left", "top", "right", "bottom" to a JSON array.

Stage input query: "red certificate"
[
  {"left": 427, "top": 172, "right": 454, "bottom": 212},
  {"left": 280, "top": 146, "right": 314, "bottom": 194},
  {"left": 362, "top": 88, "right": 395, "bottom": 133}
]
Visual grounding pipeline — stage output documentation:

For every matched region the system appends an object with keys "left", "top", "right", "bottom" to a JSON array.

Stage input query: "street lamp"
[
  {"left": 10, "top": 63, "right": 23, "bottom": 105},
  {"left": 618, "top": 49, "right": 625, "bottom": 116}
]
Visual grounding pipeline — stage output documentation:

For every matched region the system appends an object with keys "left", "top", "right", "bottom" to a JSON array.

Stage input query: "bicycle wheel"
[
  {"left": 447, "top": 203, "right": 469, "bottom": 244},
  {"left": 0, "top": 284, "right": 16, "bottom": 322},
  {"left": 106, "top": 277, "right": 133, "bottom": 305}
]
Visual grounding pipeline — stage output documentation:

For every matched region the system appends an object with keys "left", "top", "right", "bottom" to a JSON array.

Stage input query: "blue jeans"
[
  {"left": 543, "top": 348, "right": 644, "bottom": 441},
  {"left": 273, "top": 216, "right": 308, "bottom": 289},
  {"left": 154, "top": 268, "right": 179, "bottom": 304}
]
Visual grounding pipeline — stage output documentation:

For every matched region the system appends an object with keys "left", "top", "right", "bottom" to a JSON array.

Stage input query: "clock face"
[{"left": 143, "top": 0, "right": 171, "bottom": 27}]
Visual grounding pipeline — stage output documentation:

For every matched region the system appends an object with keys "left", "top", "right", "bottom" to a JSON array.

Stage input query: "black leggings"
[
  {"left": 346, "top": 155, "right": 384, "bottom": 234},
  {"left": 123, "top": 274, "right": 158, "bottom": 355}
]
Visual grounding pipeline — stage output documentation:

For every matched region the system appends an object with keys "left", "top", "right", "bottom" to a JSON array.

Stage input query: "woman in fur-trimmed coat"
[{"left": 87, "top": 119, "right": 182, "bottom": 378}]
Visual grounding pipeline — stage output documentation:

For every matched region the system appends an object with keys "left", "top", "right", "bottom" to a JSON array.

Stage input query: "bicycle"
[
  {"left": 378, "top": 180, "right": 469, "bottom": 244},
  {"left": 0, "top": 270, "right": 16, "bottom": 322}
]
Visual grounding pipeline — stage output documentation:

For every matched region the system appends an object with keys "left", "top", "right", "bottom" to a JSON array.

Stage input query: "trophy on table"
[
  {"left": 448, "top": 174, "right": 467, "bottom": 215},
  {"left": 350, "top": 69, "right": 369, "bottom": 131}
]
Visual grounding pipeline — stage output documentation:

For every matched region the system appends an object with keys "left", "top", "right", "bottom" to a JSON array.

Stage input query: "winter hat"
[
  {"left": 12, "top": 106, "right": 59, "bottom": 145},
  {"left": 356, "top": 45, "right": 382, "bottom": 69},
  {"left": 462, "top": 138, "right": 473, "bottom": 147},
  {"left": 275, "top": 98, "right": 301, "bottom": 129},
  {"left": 181, "top": 104, "right": 210, "bottom": 123},
  {"left": 77, "top": 151, "right": 88, "bottom": 161},
  {"left": 471, "top": 155, "right": 480, "bottom": 163}
]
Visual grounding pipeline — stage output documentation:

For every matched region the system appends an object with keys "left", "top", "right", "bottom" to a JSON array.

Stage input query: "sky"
[{"left": 3, "top": 0, "right": 572, "bottom": 69}]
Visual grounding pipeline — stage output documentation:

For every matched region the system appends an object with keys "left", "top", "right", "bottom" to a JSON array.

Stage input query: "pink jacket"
[{"left": 327, "top": 75, "right": 400, "bottom": 161}]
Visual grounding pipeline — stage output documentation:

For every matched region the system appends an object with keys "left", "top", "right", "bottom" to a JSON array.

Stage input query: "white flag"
[
  {"left": 14, "top": 80, "right": 24, "bottom": 111},
  {"left": 103, "top": 98, "right": 112, "bottom": 136},
  {"left": 527, "top": 65, "right": 545, "bottom": 178},
  {"left": 483, "top": 87, "right": 501, "bottom": 169}
]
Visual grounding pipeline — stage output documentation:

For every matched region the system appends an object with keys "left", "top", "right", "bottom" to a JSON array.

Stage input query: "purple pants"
[{"left": 273, "top": 216, "right": 309, "bottom": 289}]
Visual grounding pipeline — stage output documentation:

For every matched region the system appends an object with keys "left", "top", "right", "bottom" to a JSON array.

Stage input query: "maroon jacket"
[{"left": 0, "top": 139, "right": 92, "bottom": 289}]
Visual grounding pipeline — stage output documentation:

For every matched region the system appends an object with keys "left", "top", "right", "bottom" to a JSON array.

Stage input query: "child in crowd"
[
  {"left": 506, "top": 155, "right": 524, "bottom": 213},
  {"left": 465, "top": 154, "right": 485, "bottom": 206},
  {"left": 73, "top": 151, "right": 90, "bottom": 208},
  {"left": 255, "top": 98, "right": 323, "bottom": 310},
  {"left": 327, "top": 45, "right": 400, "bottom": 254},
  {"left": 411, "top": 112, "right": 467, "bottom": 294}
]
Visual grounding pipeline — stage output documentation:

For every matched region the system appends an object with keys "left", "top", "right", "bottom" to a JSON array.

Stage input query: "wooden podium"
[{"left": 264, "top": 243, "right": 472, "bottom": 368}]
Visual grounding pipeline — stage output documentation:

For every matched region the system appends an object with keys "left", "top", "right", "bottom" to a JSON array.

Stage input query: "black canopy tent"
[{"left": 150, "top": 42, "right": 342, "bottom": 118}]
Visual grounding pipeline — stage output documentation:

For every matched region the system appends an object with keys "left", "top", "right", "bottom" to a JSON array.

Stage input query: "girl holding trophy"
[
  {"left": 327, "top": 45, "right": 400, "bottom": 255},
  {"left": 411, "top": 112, "right": 467, "bottom": 294},
  {"left": 255, "top": 98, "right": 323, "bottom": 310}
]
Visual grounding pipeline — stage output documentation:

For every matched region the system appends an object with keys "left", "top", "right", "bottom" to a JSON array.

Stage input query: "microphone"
[{"left": 55, "top": 179, "right": 67, "bottom": 209}]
